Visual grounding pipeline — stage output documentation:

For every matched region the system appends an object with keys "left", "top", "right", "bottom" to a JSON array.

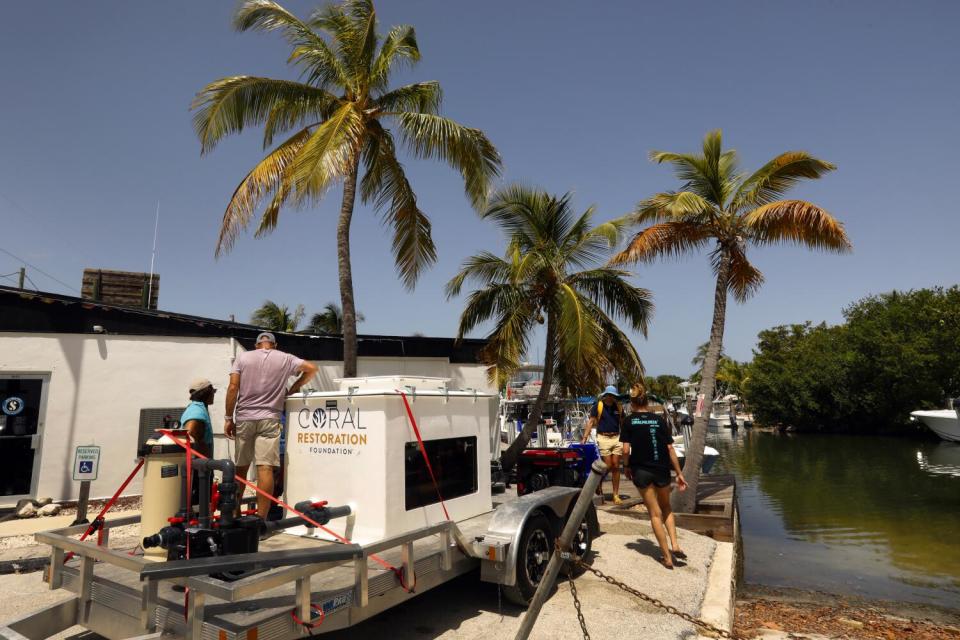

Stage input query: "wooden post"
[
  {"left": 71, "top": 481, "right": 91, "bottom": 526},
  {"left": 515, "top": 459, "right": 607, "bottom": 640},
  {"left": 18, "top": 267, "right": 25, "bottom": 289}
]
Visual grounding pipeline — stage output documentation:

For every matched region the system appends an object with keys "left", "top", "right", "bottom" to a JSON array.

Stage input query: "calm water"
[{"left": 707, "top": 428, "right": 960, "bottom": 609}]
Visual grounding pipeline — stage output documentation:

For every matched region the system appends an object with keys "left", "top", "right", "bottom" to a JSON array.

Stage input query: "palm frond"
[
  {"left": 374, "top": 81, "right": 441, "bottom": 115},
  {"left": 610, "top": 221, "right": 713, "bottom": 265},
  {"left": 290, "top": 103, "right": 365, "bottom": 201},
  {"left": 360, "top": 125, "right": 435, "bottom": 289},
  {"left": 553, "top": 284, "right": 598, "bottom": 371},
  {"left": 565, "top": 213, "right": 630, "bottom": 267},
  {"left": 216, "top": 128, "right": 311, "bottom": 256},
  {"left": 570, "top": 268, "right": 654, "bottom": 334},
  {"left": 394, "top": 112, "right": 501, "bottom": 209},
  {"left": 235, "top": 0, "right": 329, "bottom": 48},
  {"left": 370, "top": 25, "right": 420, "bottom": 89},
  {"left": 579, "top": 297, "right": 646, "bottom": 382},
  {"left": 191, "top": 76, "right": 337, "bottom": 154},
  {"left": 288, "top": 42, "right": 351, "bottom": 92},
  {"left": 733, "top": 152, "right": 836, "bottom": 210},
  {"left": 726, "top": 246, "right": 765, "bottom": 303},
  {"left": 480, "top": 184, "right": 553, "bottom": 247},
  {"left": 444, "top": 252, "right": 514, "bottom": 298},
  {"left": 633, "top": 191, "right": 715, "bottom": 225},
  {"left": 743, "top": 200, "right": 852, "bottom": 252},
  {"left": 455, "top": 283, "right": 530, "bottom": 340}
]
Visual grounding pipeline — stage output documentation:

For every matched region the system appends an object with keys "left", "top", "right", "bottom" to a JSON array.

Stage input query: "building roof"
[{"left": 0, "top": 286, "right": 485, "bottom": 363}]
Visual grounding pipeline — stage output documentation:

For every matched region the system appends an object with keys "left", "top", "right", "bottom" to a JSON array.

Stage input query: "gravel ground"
[{"left": 0, "top": 510, "right": 716, "bottom": 640}]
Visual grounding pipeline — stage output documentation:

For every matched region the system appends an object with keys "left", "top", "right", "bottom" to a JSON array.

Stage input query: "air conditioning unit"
[{"left": 138, "top": 407, "right": 186, "bottom": 452}]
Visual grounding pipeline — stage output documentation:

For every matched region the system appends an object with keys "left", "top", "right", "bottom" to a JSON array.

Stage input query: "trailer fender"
[{"left": 479, "top": 486, "right": 580, "bottom": 586}]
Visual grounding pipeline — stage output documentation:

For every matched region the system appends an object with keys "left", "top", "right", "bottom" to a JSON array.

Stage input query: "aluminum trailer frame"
[{"left": 1, "top": 487, "right": 590, "bottom": 640}]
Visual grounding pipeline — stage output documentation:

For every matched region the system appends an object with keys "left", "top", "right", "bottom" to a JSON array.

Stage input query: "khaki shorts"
[
  {"left": 596, "top": 432, "right": 623, "bottom": 457},
  {"left": 235, "top": 419, "right": 281, "bottom": 467}
]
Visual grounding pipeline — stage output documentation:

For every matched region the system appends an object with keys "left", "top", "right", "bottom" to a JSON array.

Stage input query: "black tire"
[
  {"left": 503, "top": 513, "right": 554, "bottom": 606},
  {"left": 565, "top": 503, "right": 596, "bottom": 577}
]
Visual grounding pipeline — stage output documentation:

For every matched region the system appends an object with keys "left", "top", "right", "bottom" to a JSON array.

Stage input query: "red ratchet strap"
[
  {"left": 157, "top": 430, "right": 415, "bottom": 592},
  {"left": 65, "top": 458, "right": 144, "bottom": 563},
  {"left": 397, "top": 390, "right": 449, "bottom": 521}
]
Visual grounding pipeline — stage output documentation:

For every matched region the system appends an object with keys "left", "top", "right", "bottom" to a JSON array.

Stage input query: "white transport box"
[{"left": 284, "top": 376, "right": 498, "bottom": 544}]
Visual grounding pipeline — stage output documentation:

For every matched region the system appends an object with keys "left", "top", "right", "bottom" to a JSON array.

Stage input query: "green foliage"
[
  {"left": 644, "top": 374, "right": 684, "bottom": 399},
  {"left": 251, "top": 300, "right": 306, "bottom": 332},
  {"left": 746, "top": 287, "right": 960, "bottom": 433},
  {"left": 305, "top": 302, "right": 364, "bottom": 334}
]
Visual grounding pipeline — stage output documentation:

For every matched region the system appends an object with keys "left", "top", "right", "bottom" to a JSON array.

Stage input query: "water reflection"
[
  {"left": 917, "top": 443, "right": 960, "bottom": 477},
  {"left": 709, "top": 429, "right": 960, "bottom": 609}
]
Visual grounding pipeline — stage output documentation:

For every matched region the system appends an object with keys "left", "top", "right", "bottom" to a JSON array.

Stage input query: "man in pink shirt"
[{"left": 225, "top": 332, "right": 318, "bottom": 518}]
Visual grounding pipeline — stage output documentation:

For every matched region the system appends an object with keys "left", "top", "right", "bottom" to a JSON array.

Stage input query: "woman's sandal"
[
  {"left": 660, "top": 556, "right": 674, "bottom": 570},
  {"left": 673, "top": 550, "right": 688, "bottom": 560}
]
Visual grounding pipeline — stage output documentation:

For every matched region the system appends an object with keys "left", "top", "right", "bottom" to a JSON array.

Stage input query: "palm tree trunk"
[
  {"left": 674, "top": 247, "right": 731, "bottom": 513},
  {"left": 499, "top": 315, "right": 556, "bottom": 473},
  {"left": 338, "top": 154, "right": 360, "bottom": 378}
]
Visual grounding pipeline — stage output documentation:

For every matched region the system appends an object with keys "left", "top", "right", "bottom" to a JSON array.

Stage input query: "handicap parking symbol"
[{"left": 79, "top": 460, "right": 93, "bottom": 473}]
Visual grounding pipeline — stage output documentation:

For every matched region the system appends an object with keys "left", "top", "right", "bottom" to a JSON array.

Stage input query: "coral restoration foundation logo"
[{"left": 296, "top": 402, "right": 367, "bottom": 456}]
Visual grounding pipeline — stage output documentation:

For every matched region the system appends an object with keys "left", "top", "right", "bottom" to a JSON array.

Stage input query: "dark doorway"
[{"left": 0, "top": 377, "right": 45, "bottom": 497}]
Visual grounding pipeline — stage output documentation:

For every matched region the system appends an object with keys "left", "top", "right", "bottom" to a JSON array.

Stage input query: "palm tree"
[
  {"left": 611, "top": 130, "right": 851, "bottom": 511},
  {"left": 192, "top": 0, "right": 501, "bottom": 377},
  {"left": 716, "top": 357, "right": 751, "bottom": 399},
  {"left": 306, "top": 302, "right": 364, "bottom": 334},
  {"left": 251, "top": 300, "right": 305, "bottom": 332},
  {"left": 448, "top": 185, "right": 654, "bottom": 471},
  {"left": 691, "top": 340, "right": 725, "bottom": 372}
]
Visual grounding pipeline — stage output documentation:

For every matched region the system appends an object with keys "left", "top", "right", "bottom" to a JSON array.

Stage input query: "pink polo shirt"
[{"left": 231, "top": 348, "right": 304, "bottom": 420}]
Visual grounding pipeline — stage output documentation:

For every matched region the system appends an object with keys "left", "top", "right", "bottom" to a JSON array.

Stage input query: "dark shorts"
[{"left": 631, "top": 466, "right": 671, "bottom": 489}]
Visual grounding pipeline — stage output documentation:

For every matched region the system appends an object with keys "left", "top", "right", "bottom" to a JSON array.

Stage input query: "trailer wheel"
[
  {"left": 504, "top": 513, "right": 554, "bottom": 605},
  {"left": 564, "top": 503, "right": 596, "bottom": 577}
]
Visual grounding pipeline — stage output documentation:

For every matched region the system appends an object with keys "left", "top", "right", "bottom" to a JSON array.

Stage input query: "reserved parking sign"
[{"left": 73, "top": 445, "right": 101, "bottom": 481}]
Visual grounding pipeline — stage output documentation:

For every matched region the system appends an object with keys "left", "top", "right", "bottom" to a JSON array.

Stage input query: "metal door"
[{"left": 0, "top": 374, "right": 48, "bottom": 499}]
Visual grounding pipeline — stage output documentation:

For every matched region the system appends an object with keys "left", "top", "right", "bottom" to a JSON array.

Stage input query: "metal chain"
[
  {"left": 565, "top": 567, "right": 591, "bottom": 640},
  {"left": 556, "top": 541, "right": 740, "bottom": 640}
]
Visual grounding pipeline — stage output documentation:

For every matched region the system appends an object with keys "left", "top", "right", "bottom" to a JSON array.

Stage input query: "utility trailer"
[{"left": 1, "top": 377, "right": 598, "bottom": 640}]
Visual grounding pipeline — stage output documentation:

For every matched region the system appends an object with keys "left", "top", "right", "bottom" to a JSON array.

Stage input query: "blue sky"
[{"left": 1, "top": 1, "right": 957, "bottom": 376}]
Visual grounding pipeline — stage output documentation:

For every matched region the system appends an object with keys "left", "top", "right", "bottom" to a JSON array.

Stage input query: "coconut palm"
[
  {"left": 251, "top": 300, "right": 305, "bottom": 332},
  {"left": 611, "top": 130, "right": 851, "bottom": 511},
  {"left": 306, "top": 302, "right": 364, "bottom": 334},
  {"left": 716, "top": 357, "right": 751, "bottom": 399},
  {"left": 691, "top": 340, "right": 725, "bottom": 371},
  {"left": 448, "top": 185, "right": 654, "bottom": 471},
  {"left": 192, "top": 0, "right": 501, "bottom": 377}
]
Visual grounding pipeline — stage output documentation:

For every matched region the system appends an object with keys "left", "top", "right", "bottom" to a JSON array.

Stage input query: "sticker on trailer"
[
  {"left": 2, "top": 396, "right": 24, "bottom": 416},
  {"left": 73, "top": 445, "right": 101, "bottom": 481}
]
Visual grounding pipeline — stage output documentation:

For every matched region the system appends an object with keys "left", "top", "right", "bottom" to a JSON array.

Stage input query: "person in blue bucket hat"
[{"left": 581, "top": 384, "right": 625, "bottom": 504}]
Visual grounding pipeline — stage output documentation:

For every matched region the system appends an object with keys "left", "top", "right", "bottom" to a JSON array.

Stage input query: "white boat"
[
  {"left": 708, "top": 397, "right": 737, "bottom": 428},
  {"left": 911, "top": 409, "right": 960, "bottom": 442},
  {"left": 672, "top": 435, "right": 720, "bottom": 474}
]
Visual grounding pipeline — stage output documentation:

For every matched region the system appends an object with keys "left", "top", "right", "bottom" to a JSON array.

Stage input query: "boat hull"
[{"left": 911, "top": 410, "right": 960, "bottom": 442}]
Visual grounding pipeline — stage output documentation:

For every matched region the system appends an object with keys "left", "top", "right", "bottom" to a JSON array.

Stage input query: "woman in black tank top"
[{"left": 620, "top": 384, "right": 688, "bottom": 569}]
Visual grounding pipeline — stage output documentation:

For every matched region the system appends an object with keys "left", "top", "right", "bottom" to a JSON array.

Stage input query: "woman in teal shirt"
[{"left": 180, "top": 378, "right": 216, "bottom": 458}]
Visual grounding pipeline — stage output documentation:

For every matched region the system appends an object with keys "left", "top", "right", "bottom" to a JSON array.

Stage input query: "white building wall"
[{"left": 0, "top": 333, "right": 492, "bottom": 502}]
